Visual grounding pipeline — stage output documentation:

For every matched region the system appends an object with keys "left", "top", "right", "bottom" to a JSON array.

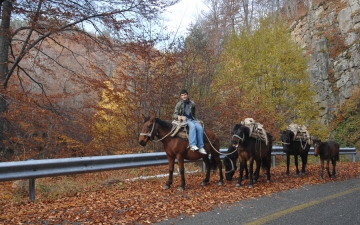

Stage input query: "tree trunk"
[{"left": 0, "top": 0, "right": 12, "bottom": 152}]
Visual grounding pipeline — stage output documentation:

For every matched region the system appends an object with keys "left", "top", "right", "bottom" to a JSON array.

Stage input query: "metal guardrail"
[
  {"left": 0, "top": 146, "right": 356, "bottom": 201},
  {"left": 270, "top": 145, "right": 357, "bottom": 166}
]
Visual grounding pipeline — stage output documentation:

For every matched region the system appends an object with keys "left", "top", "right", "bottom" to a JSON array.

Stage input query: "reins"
[
  {"left": 139, "top": 120, "right": 176, "bottom": 142},
  {"left": 224, "top": 157, "right": 236, "bottom": 173},
  {"left": 202, "top": 122, "right": 237, "bottom": 156}
]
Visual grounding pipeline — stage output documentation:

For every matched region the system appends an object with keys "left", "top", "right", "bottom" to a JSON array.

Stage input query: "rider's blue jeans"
[{"left": 187, "top": 119, "right": 204, "bottom": 148}]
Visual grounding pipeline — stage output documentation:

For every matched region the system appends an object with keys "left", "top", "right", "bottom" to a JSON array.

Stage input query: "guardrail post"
[
  {"left": 29, "top": 178, "right": 35, "bottom": 201},
  {"left": 272, "top": 156, "right": 276, "bottom": 167}
]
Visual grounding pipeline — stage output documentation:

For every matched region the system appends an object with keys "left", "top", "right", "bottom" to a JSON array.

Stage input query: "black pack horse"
[
  {"left": 231, "top": 124, "right": 272, "bottom": 188},
  {"left": 223, "top": 146, "right": 249, "bottom": 181},
  {"left": 281, "top": 130, "right": 310, "bottom": 177},
  {"left": 313, "top": 139, "right": 339, "bottom": 179},
  {"left": 139, "top": 115, "right": 224, "bottom": 190}
]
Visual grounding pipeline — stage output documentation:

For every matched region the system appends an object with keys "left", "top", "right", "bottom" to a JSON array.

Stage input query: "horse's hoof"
[
  {"left": 285, "top": 174, "right": 289, "bottom": 177},
  {"left": 201, "top": 181, "right": 208, "bottom": 186},
  {"left": 295, "top": 174, "right": 299, "bottom": 178},
  {"left": 267, "top": 180, "right": 270, "bottom": 183},
  {"left": 301, "top": 172, "right": 305, "bottom": 176},
  {"left": 252, "top": 179, "right": 257, "bottom": 183},
  {"left": 163, "top": 185, "right": 170, "bottom": 190},
  {"left": 236, "top": 183, "right": 241, "bottom": 188},
  {"left": 178, "top": 186, "right": 185, "bottom": 191},
  {"left": 218, "top": 181, "right": 224, "bottom": 186},
  {"left": 248, "top": 185, "right": 253, "bottom": 188}
]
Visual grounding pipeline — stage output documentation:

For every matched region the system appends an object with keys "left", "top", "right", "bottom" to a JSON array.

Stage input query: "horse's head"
[
  {"left": 224, "top": 156, "right": 237, "bottom": 181},
  {"left": 231, "top": 124, "right": 245, "bottom": 147},
  {"left": 224, "top": 146, "right": 238, "bottom": 181},
  {"left": 313, "top": 139, "right": 322, "bottom": 157},
  {"left": 281, "top": 130, "right": 292, "bottom": 152},
  {"left": 139, "top": 114, "right": 157, "bottom": 147}
]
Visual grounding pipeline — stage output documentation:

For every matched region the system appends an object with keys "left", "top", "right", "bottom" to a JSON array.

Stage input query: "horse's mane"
[
  {"left": 144, "top": 116, "right": 176, "bottom": 131},
  {"left": 155, "top": 118, "right": 172, "bottom": 128},
  {"left": 144, "top": 116, "right": 172, "bottom": 128},
  {"left": 233, "top": 124, "right": 250, "bottom": 137},
  {"left": 284, "top": 129, "right": 294, "bottom": 139}
]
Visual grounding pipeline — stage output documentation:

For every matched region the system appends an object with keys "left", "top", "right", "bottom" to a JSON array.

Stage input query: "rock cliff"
[{"left": 290, "top": 0, "right": 360, "bottom": 125}]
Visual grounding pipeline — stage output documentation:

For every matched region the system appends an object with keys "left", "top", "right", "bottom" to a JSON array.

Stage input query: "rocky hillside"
[{"left": 290, "top": 0, "right": 360, "bottom": 125}]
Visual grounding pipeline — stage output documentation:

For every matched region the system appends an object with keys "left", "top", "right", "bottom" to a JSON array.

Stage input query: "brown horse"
[
  {"left": 231, "top": 124, "right": 272, "bottom": 188},
  {"left": 313, "top": 139, "right": 339, "bottom": 179},
  {"left": 138, "top": 115, "right": 224, "bottom": 190}
]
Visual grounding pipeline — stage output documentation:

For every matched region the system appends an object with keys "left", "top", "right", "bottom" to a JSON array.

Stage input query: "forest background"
[{"left": 0, "top": 0, "right": 359, "bottom": 162}]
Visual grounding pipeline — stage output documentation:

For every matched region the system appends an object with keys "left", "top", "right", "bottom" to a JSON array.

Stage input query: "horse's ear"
[{"left": 150, "top": 114, "right": 156, "bottom": 121}]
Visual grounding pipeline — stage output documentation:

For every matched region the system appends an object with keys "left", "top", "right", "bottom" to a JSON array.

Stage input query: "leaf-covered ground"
[{"left": 0, "top": 162, "right": 359, "bottom": 224}]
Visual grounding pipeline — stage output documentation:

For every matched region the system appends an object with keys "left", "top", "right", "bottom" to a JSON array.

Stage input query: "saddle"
[
  {"left": 171, "top": 116, "right": 188, "bottom": 139},
  {"left": 170, "top": 118, "right": 215, "bottom": 144},
  {"left": 287, "top": 123, "right": 311, "bottom": 144},
  {"left": 241, "top": 118, "right": 269, "bottom": 145}
]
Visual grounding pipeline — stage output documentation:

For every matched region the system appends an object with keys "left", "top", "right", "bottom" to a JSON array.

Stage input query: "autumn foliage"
[{"left": 0, "top": 162, "right": 359, "bottom": 224}]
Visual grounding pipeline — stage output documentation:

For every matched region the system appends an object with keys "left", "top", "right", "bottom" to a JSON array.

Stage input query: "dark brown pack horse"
[
  {"left": 139, "top": 115, "right": 224, "bottom": 190},
  {"left": 281, "top": 130, "right": 310, "bottom": 177},
  {"left": 313, "top": 139, "right": 339, "bottom": 179},
  {"left": 231, "top": 124, "right": 272, "bottom": 188}
]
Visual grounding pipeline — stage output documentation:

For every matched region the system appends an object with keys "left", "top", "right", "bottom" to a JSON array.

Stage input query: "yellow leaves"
[{"left": 215, "top": 17, "right": 318, "bottom": 131}]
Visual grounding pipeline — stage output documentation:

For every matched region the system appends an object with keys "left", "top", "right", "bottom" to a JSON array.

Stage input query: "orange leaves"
[{"left": 0, "top": 162, "right": 359, "bottom": 224}]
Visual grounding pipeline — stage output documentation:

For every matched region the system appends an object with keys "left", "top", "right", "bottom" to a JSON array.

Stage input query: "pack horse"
[
  {"left": 230, "top": 118, "right": 272, "bottom": 188},
  {"left": 281, "top": 124, "right": 311, "bottom": 177}
]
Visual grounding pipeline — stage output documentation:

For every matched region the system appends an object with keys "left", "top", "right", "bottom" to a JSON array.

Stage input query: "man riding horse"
[{"left": 173, "top": 89, "right": 206, "bottom": 154}]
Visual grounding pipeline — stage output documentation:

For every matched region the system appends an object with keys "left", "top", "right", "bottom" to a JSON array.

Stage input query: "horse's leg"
[
  {"left": 266, "top": 156, "right": 271, "bottom": 183},
  {"left": 294, "top": 154, "right": 300, "bottom": 177},
  {"left": 244, "top": 162, "right": 249, "bottom": 179},
  {"left": 201, "top": 156, "right": 211, "bottom": 186},
  {"left": 236, "top": 162, "right": 244, "bottom": 187},
  {"left": 285, "top": 153, "right": 290, "bottom": 177},
  {"left": 320, "top": 159, "right": 324, "bottom": 179},
  {"left": 301, "top": 153, "right": 308, "bottom": 175},
  {"left": 164, "top": 156, "right": 175, "bottom": 189},
  {"left": 248, "top": 159, "right": 254, "bottom": 188},
  {"left": 331, "top": 158, "right": 336, "bottom": 178},
  {"left": 326, "top": 159, "right": 331, "bottom": 178},
  {"left": 177, "top": 156, "right": 186, "bottom": 190},
  {"left": 215, "top": 156, "right": 224, "bottom": 186},
  {"left": 253, "top": 160, "right": 260, "bottom": 183}
]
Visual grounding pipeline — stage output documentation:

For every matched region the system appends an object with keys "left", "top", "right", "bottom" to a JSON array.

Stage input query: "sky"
[{"left": 163, "top": 0, "right": 208, "bottom": 36}]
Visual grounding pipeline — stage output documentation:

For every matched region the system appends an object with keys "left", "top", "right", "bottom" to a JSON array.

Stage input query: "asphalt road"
[{"left": 157, "top": 177, "right": 360, "bottom": 225}]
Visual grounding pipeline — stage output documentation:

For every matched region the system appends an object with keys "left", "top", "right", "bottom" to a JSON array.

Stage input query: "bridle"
[
  {"left": 231, "top": 133, "right": 244, "bottom": 148},
  {"left": 139, "top": 121, "right": 156, "bottom": 140}
]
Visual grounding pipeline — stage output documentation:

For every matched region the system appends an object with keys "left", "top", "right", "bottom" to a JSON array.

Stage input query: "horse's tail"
[
  {"left": 260, "top": 134, "right": 273, "bottom": 169},
  {"left": 335, "top": 143, "right": 340, "bottom": 161},
  {"left": 260, "top": 156, "right": 270, "bottom": 170}
]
